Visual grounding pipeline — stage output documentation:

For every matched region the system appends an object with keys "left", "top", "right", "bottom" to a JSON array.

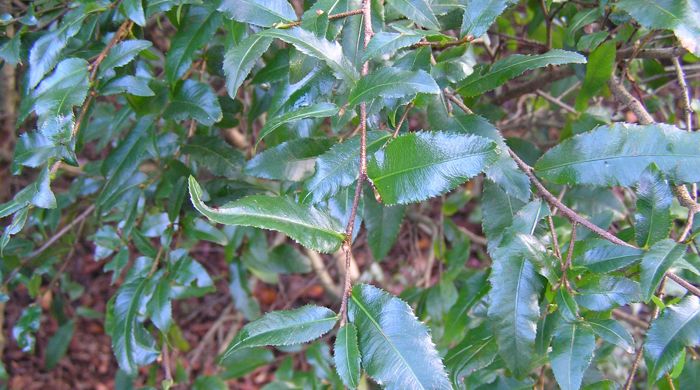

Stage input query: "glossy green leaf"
[
  {"left": 587, "top": 318, "right": 634, "bottom": 353},
  {"left": 228, "top": 262, "right": 261, "bottom": 321},
  {"left": 305, "top": 131, "right": 391, "bottom": 203},
  {"left": 348, "top": 283, "right": 450, "bottom": 389},
  {"left": 575, "top": 40, "right": 615, "bottom": 111},
  {"left": 221, "top": 305, "right": 338, "bottom": 359},
  {"left": 98, "top": 40, "right": 152, "bottom": 79},
  {"left": 575, "top": 276, "right": 640, "bottom": 311},
  {"left": 188, "top": 176, "right": 345, "bottom": 252},
  {"left": 334, "top": 323, "right": 361, "bottom": 389},
  {"left": 218, "top": 0, "right": 297, "bottom": 27},
  {"left": 246, "top": 138, "right": 335, "bottom": 181},
  {"left": 388, "top": 0, "right": 441, "bottom": 30},
  {"left": 348, "top": 68, "right": 440, "bottom": 107},
  {"left": 12, "top": 304, "right": 41, "bottom": 353},
  {"left": 362, "top": 32, "right": 422, "bottom": 62},
  {"left": 635, "top": 165, "right": 673, "bottom": 248},
  {"left": 457, "top": 50, "right": 586, "bottom": 97},
  {"left": 481, "top": 180, "right": 526, "bottom": 248},
  {"left": 164, "top": 80, "right": 223, "bottom": 126},
  {"left": 165, "top": 5, "right": 222, "bottom": 83},
  {"left": 461, "top": 0, "right": 517, "bottom": 38},
  {"left": 566, "top": 8, "right": 601, "bottom": 46},
  {"left": 33, "top": 57, "right": 89, "bottom": 119},
  {"left": 260, "top": 27, "right": 359, "bottom": 81},
  {"left": 551, "top": 322, "right": 596, "bottom": 390},
  {"left": 573, "top": 239, "right": 644, "bottom": 273},
  {"left": 645, "top": 296, "right": 700, "bottom": 381},
  {"left": 363, "top": 193, "right": 405, "bottom": 261},
  {"left": 122, "top": 0, "right": 146, "bottom": 26},
  {"left": 224, "top": 34, "right": 273, "bottom": 98},
  {"left": 101, "top": 75, "right": 155, "bottom": 96},
  {"left": 444, "top": 323, "right": 498, "bottom": 388},
  {"left": 257, "top": 103, "right": 338, "bottom": 146},
  {"left": 367, "top": 131, "right": 499, "bottom": 205},
  {"left": 618, "top": 0, "right": 700, "bottom": 56},
  {"left": 640, "top": 239, "right": 686, "bottom": 301},
  {"left": 147, "top": 277, "right": 172, "bottom": 332},
  {"left": 182, "top": 136, "right": 245, "bottom": 179},
  {"left": 535, "top": 123, "right": 700, "bottom": 187}
]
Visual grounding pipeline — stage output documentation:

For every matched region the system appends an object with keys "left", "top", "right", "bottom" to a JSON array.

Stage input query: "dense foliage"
[{"left": 1, "top": 0, "right": 700, "bottom": 388}]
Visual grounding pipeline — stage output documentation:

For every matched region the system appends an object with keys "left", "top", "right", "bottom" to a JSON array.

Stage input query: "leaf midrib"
[
  {"left": 371, "top": 149, "right": 491, "bottom": 184},
  {"left": 538, "top": 153, "right": 700, "bottom": 172}
]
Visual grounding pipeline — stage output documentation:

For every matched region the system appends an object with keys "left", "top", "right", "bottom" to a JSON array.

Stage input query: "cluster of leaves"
[{"left": 2, "top": 0, "right": 700, "bottom": 389}]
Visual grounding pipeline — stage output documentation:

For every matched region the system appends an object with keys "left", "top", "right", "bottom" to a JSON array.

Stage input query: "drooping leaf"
[
  {"left": 573, "top": 239, "right": 644, "bottom": 273},
  {"left": 188, "top": 176, "right": 345, "bottom": 252},
  {"left": 363, "top": 193, "right": 405, "bottom": 261},
  {"left": 535, "top": 123, "right": 700, "bottom": 187},
  {"left": 221, "top": 305, "right": 338, "bottom": 359},
  {"left": 575, "top": 40, "right": 615, "bottom": 111},
  {"left": 334, "top": 323, "right": 361, "bottom": 389},
  {"left": 246, "top": 137, "right": 334, "bottom": 181},
  {"left": 457, "top": 50, "right": 586, "bottom": 97},
  {"left": 618, "top": 0, "right": 700, "bottom": 56},
  {"left": 575, "top": 276, "right": 640, "bottom": 311},
  {"left": 218, "top": 0, "right": 297, "bottom": 27},
  {"left": 182, "top": 136, "right": 245, "bottom": 179},
  {"left": 461, "top": 0, "right": 517, "bottom": 38},
  {"left": 635, "top": 165, "right": 673, "bottom": 248},
  {"left": 362, "top": 32, "right": 422, "bottom": 62},
  {"left": 164, "top": 80, "right": 223, "bottom": 126},
  {"left": 98, "top": 40, "right": 152, "bottom": 79},
  {"left": 224, "top": 34, "right": 273, "bottom": 98},
  {"left": 305, "top": 131, "right": 391, "bottom": 203},
  {"left": 259, "top": 27, "right": 359, "bottom": 81},
  {"left": 257, "top": 103, "right": 339, "bottom": 146},
  {"left": 645, "top": 296, "right": 700, "bottom": 381},
  {"left": 121, "top": 0, "right": 146, "bottom": 26},
  {"left": 587, "top": 318, "right": 635, "bottom": 354},
  {"left": 444, "top": 323, "right": 498, "bottom": 388},
  {"left": 367, "top": 131, "right": 499, "bottom": 205},
  {"left": 348, "top": 283, "right": 450, "bottom": 389},
  {"left": 347, "top": 67, "right": 440, "bottom": 107},
  {"left": 33, "top": 57, "right": 89, "bottom": 119},
  {"left": 220, "top": 348, "right": 274, "bottom": 379},
  {"left": 551, "top": 322, "right": 596, "bottom": 390},
  {"left": 387, "top": 0, "right": 441, "bottom": 30},
  {"left": 165, "top": 5, "right": 222, "bottom": 83},
  {"left": 640, "top": 239, "right": 686, "bottom": 301},
  {"left": 45, "top": 320, "right": 75, "bottom": 370}
]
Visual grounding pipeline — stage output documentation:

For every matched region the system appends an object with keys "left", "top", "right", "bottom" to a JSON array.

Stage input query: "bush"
[{"left": 1, "top": 0, "right": 700, "bottom": 388}]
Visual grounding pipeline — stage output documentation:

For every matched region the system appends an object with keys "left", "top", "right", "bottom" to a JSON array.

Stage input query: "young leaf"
[
  {"left": 347, "top": 68, "right": 440, "bottom": 107},
  {"left": 575, "top": 40, "right": 615, "bottom": 111},
  {"left": 362, "top": 32, "right": 422, "bottom": 62},
  {"left": 574, "top": 239, "right": 644, "bottom": 273},
  {"left": 575, "top": 276, "right": 640, "bottom": 311},
  {"left": 367, "top": 132, "right": 499, "bottom": 205},
  {"left": 188, "top": 176, "right": 345, "bottom": 253},
  {"left": 245, "top": 138, "right": 335, "bottom": 181},
  {"left": 257, "top": 103, "right": 338, "bottom": 146},
  {"left": 363, "top": 193, "right": 405, "bottom": 261},
  {"left": 334, "top": 323, "right": 361, "bottom": 390},
  {"left": 164, "top": 80, "right": 223, "bottom": 126},
  {"left": 461, "top": 0, "right": 517, "bottom": 38},
  {"left": 551, "top": 322, "right": 596, "bottom": 390},
  {"left": 348, "top": 284, "right": 450, "bottom": 389},
  {"left": 587, "top": 318, "right": 635, "bottom": 354},
  {"left": 224, "top": 34, "right": 273, "bottom": 98},
  {"left": 221, "top": 305, "right": 338, "bottom": 359},
  {"left": 387, "top": 0, "right": 441, "bottom": 30},
  {"left": 635, "top": 165, "right": 673, "bottom": 248},
  {"left": 457, "top": 50, "right": 586, "bottom": 97},
  {"left": 98, "top": 40, "right": 152, "bottom": 79},
  {"left": 535, "top": 123, "right": 700, "bottom": 187},
  {"left": 645, "top": 296, "right": 700, "bottom": 381},
  {"left": 444, "top": 323, "right": 498, "bottom": 388},
  {"left": 640, "top": 239, "right": 686, "bottom": 301},
  {"left": 165, "top": 5, "right": 222, "bottom": 84},
  {"left": 218, "top": 0, "right": 297, "bottom": 27}
]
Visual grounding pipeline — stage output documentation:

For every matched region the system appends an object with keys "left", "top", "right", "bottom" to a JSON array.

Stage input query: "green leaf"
[
  {"left": 575, "top": 276, "right": 640, "bottom": 311},
  {"left": 367, "top": 131, "right": 498, "bottom": 205},
  {"left": 457, "top": 50, "right": 586, "bottom": 97},
  {"left": 347, "top": 68, "right": 440, "bottom": 107},
  {"left": 245, "top": 138, "right": 335, "bottom": 181},
  {"left": 0, "top": 31, "right": 22, "bottom": 66},
  {"left": 481, "top": 180, "right": 526, "bottom": 248},
  {"left": 444, "top": 323, "right": 498, "bottom": 388},
  {"left": 224, "top": 34, "right": 273, "bottom": 98},
  {"left": 640, "top": 239, "right": 686, "bottom": 301},
  {"left": 101, "top": 75, "right": 155, "bottom": 96},
  {"left": 188, "top": 176, "right": 345, "bottom": 252},
  {"left": 388, "top": 0, "right": 441, "bottom": 30},
  {"left": 461, "top": 0, "right": 517, "bottom": 38},
  {"left": 573, "top": 239, "right": 644, "bottom": 273},
  {"left": 121, "top": 0, "right": 146, "bottom": 26},
  {"left": 566, "top": 8, "right": 601, "bottom": 46},
  {"left": 362, "top": 32, "right": 422, "bottom": 62},
  {"left": 220, "top": 348, "right": 274, "bottom": 379},
  {"left": 98, "top": 40, "right": 152, "bottom": 79},
  {"left": 257, "top": 103, "right": 338, "bottom": 146},
  {"left": 218, "top": 0, "right": 297, "bottom": 27},
  {"left": 363, "top": 193, "right": 405, "bottom": 261},
  {"left": 334, "top": 323, "right": 361, "bottom": 389},
  {"left": 148, "top": 277, "right": 172, "bottom": 333},
  {"left": 45, "top": 320, "right": 75, "bottom": 369},
  {"left": 228, "top": 262, "right": 261, "bottom": 321},
  {"left": 164, "top": 80, "right": 223, "bottom": 126},
  {"left": 575, "top": 40, "right": 615, "bottom": 111},
  {"left": 221, "top": 305, "right": 338, "bottom": 359},
  {"left": 635, "top": 165, "right": 673, "bottom": 248},
  {"left": 645, "top": 296, "right": 700, "bottom": 381},
  {"left": 534, "top": 123, "right": 700, "bottom": 187},
  {"left": 259, "top": 27, "right": 359, "bottom": 82},
  {"left": 348, "top": 283, "right": 450, "bottom": 389},
  {"left": 12, "top": 304, "right": 41, "bottom": 353},
  {"left": 33, "top": 57, "right": 89, "bottom": 118},
  {"left": 618, "top": 0, "right": 700, "bottom": 56},
  {"left": 165, "top": 5, "right": 222, "bottom": 83},
  {"left": 587, "top": 318, "right": 635, "bottom": 353},
  {"left": 305, "top": 131, "right": 390, "bottom": 203},
  {"left": 551, "top": 322, "right": 596, "bottom": 390},
  {"left": 182, "top": 136, "right": 245, "bottom": 179}
]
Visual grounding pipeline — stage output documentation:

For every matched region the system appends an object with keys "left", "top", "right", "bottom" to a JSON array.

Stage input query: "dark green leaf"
[
  {"left": 535, "top": 123, "right": 700, "bottom": 187},
  {"left": 461, "top": 0, "right": 517, "bottom": 38},
  {"left": 388, "top": 0, "right": 441, "bottom": 30},
  {"left": 98, "top": 40, "right": 152, "bottom": 78},
  {"left": 334, "top": 323, "right": 361, "bottom": 389},
  {"left": 574, "top": 239, "right": 644, "bottom": 273},
  {"left": 445, "top": 323, "right": 498, "bottom": 388},
  {"left": 348, "top": 68, "right": 440, "bottom": 107},
  {"left": 165, "top": 5, "right": 221, "bottom": 83},
  {"left": 221, "top": 305, "right": 338, "bottom": 359},
  {"left": 101, "top": 75, "right": 155, "bottom": 96},
  {"left": 147, "top": 277, "right": 172, "bottom": 332},
  {"left": 640, "top": 239, "right": 686, "bottom": 301},
  {"left": 182, "top": 136, "right": 245, "bottom": 178},
  {"left": 367, "top": 131, "right": 498, "bottom": 205},
  {"left": 635, "top": 165, "right": 673, "bottom": 248},
  {"left": 224, "top": 34, "right": 273, "bottom": 98},
  {"left": 257, "top": 103, "right": 338, "bottom": 146},
  {"left": 349, "top": 283, "right": 450, "bottom": 389},
  {"left": 45, "top": 320, "right": 75, "bottom": 369},
  {"left": 165, "top": 79, "right": 223, "bottom": 126},
  {"left": 362, "top": 32, "right": 422, "bottom": 62},
  {"left": 575, "top": 276, "right": 640, "bottom": 311},
  {"left": 551, "top": 322, "right": 596, "bottom": 390},
  {"left": 228, "top": 262, "right": 261, "bottom": 321},
  {"left": 220, "top": 348, "right": 274, "bottom": 379},
  {"left": 218, "top": 0, "right": 297, "bottom": 27},
  {"left": 122, "top": 0, "right": 146, "bottom": 26},
  {"left": 363, "top": 193, "right": 405, "bottom": 261},
  {"left": 245, "top": 138, "right": 335, "bottom": 181},
  {"left": 33, "top": 57, "right": 89, "bottom": 118},
  {"left": 189, "top": 176, "right": 345, "bottom": 252},
  {"left": 587, "top": 318, "right": 634, "bottom": 353}
]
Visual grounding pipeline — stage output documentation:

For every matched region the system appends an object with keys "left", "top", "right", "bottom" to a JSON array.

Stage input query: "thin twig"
[
  {"left": 547, "top": 215, "right": 562, "bottom": 260},
  {"left": 393, "top": 102, "right": 413, "bottom": 138},
  {"left": 444, "top": 88, "right": 474, "bottom": 114},
  {"left": 27, "top": 205, "right": 96, "bottom": 260},
  {"left": 536, "top": 89, "right": 577, "bottom": 114},
  {"left": 413, "top": 36, "right": 474, "bottom": 49},
  {"left": 560, "top": 222, "right": 577, "bottom": 291},
  {"left": 276, "top": 8, "right": 363, "bottom": 28}
]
